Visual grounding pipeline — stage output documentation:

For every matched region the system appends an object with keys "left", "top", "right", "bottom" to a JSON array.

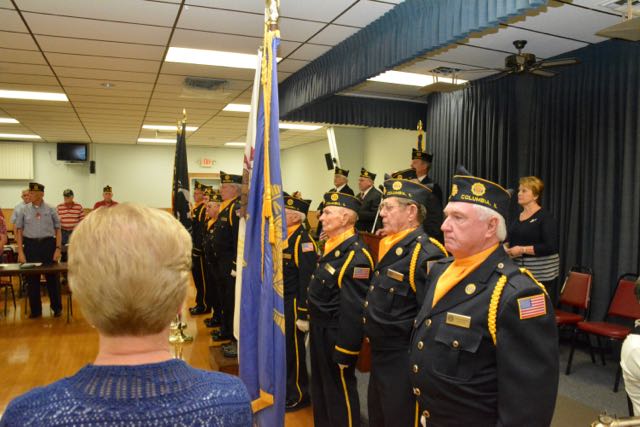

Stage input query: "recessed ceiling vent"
[{"left": 181, "top": 76, "right": 230, "bottom": 99}]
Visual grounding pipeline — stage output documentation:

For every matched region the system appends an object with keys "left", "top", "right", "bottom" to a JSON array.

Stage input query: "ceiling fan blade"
[
  {"left": 537, "top": 58, "right": 579, "bottom": 68},
  {"left": 490, "top": 70, "right": 514, "bottom": 81},
  {"left": 529, "top": 68, "right": 556, "bottom": 77}
]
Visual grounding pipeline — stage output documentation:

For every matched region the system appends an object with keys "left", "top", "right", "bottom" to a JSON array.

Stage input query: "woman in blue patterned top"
[{"left": 1, "top": 203, "right": 252, "bottom": 427}]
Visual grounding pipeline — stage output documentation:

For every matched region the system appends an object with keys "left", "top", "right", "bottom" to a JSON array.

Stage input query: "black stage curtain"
[{"left": 426, "top": 39, "right": 640, "bottom": 319}]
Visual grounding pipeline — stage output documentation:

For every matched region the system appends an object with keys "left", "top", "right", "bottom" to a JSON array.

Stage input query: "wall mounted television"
[{"left": 57, "top": 143, "right": 88, "bottom": 162}]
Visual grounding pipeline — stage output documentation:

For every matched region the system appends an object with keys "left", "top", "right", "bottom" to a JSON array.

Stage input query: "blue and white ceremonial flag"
[{"left": 238, "top": 1, "right": 287, "bottom": 426}]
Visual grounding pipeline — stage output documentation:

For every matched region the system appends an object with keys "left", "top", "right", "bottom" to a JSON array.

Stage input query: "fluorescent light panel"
[
  {"left": 224, "top": 142, "right": 246, "bottom": 147},
  {"left": 368, "top": 70, "right": 467, "bottom": 87},
  {"left": 137, "top": 138, "right": 175, "bottom": 144},
  {"left": 223, "top": 103, "right": 251, "bottom": 113},
  {"left": 279, "top": 123, "right": 322, "bottom": 131},
  {"left": 142, "top": 124, "right": 198, "bottom": 131},
  {"left": 0, "top": 118, "right": 19, "bottom": 124},
  {"left": 166, "top": 47, "right": 280, "bottom": 69},
  {"left": 0, "top": 89, "right": 68, "bottom": 101},
  {"left": 0, "top": 133, "right": 41, "bottom": 139}
]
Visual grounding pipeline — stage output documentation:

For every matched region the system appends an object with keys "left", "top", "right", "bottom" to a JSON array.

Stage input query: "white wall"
[
  {"left": 0, "top": 143, "right": 245, "bottom": 209},
  {"left": 363, "top": 127, "right": 416, "bottom": 182}
]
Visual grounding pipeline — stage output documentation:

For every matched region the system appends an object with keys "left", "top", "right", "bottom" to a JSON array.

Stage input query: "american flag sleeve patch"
[
  {"left": 517, "top": 293, "right": 547, "bottom": 319},
  {"left": 353, "top": 267, "right": 370, "bottom": 279},
  {"left": 301, "top": 242, "right": 314, "bottom": 252}
]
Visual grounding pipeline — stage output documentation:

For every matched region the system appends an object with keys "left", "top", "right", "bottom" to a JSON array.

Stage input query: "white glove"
[
  {"left": 231, "top": 269, "right": 237, "bottom": 277},
  {"left": 296, "top": 319, "right": 309, "bottom": 333},
  {"left": 338, "top": 363, "right": 349, "bottom": 370},
  {"left": 420, "top": 415, "right": 427, "bottom": 427}
]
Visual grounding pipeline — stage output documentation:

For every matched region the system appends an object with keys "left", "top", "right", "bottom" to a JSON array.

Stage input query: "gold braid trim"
[
  {"left": 488, "top": 274, "right": 508, "bottom": 346},
  {"left": 338, "top": 251, "right": 355, "bottom": 288},
  {"left": 429, "top": 237, "right": 448, "bottom": 257},
  {"left": 362, "top": 248, "right": 374, "bottom": 269},
  {"left": 519, "top": 267, "right": 549, "bottom": 296},
  {"left": 294, "top": 234, "right": 302, "bottom": 267},
  {"left": 409, "top": 243, "right": 422, "bottom": 294}
]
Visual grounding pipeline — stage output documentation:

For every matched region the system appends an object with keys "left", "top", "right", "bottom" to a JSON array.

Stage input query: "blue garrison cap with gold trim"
[
  {"left": 448, "top": 165, "right": 511, "bottom": 219},
  {"left": 383, "top": 178, "right": 431, "bottom": 206},
  {"left": 323, "top": 192, "right": 361, "bottom": 212},
  {"left": 209, "top": 191, "right": 222, "bottom": 203},
  {"left": 220, "top": 171, "right": 242, "bottom": 184},
  {"left": 29, "top": 182, "right": 44, "bottom": 191},
  {"left": 390, "top": 168, "right": 417, "bottom": 180},
  {"left": 284, "top": 192, "right": 311, "bottom": 215},
  {"left": 360, "top": 167, "right": 376, "bottom": 181},
  {"left": 334, "top": 167, "right": 349, "bottom": 177}
]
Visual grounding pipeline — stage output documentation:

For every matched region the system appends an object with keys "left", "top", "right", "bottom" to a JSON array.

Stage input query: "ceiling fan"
[{"left": 492, "top": 40, "right": 579, "bottom": 80}]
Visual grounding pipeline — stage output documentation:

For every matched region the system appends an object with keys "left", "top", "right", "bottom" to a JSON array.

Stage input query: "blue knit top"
[{"left": 0, "top": 359, "right": 252, "bottom": 426}]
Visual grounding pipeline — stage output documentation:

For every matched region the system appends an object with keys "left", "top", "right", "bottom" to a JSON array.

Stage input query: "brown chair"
[
  {"left": 1, "top": 277, "right": 16, "bottom": 315},
  {"left": 566, "top": 273, "right": 640, "bottom": 392},
  {"left": 556, "top": 266, "right": 593, "bottom": 327}
]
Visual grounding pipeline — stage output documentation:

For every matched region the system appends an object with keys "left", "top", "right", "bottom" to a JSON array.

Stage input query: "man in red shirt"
[
  {"left": 56, "top": 189, "right": 85, "bottom": 262},
  {"left": 93, "top": 185, "right": 118, "bottom": 209}
]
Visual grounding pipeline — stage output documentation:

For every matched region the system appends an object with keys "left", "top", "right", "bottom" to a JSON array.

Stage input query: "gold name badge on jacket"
[
  {"left": 446, "top": 312, "right": 471, "bottom": 329},
  {"left": 324, "top": 264, "right": 336, "bottom": 275},
  {"left": 386, "top": 269, "right": 404, "bottom": 282}
]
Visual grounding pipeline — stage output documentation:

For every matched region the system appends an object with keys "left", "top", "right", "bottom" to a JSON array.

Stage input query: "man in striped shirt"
[{"left": 56, "top": 189, "right": 84, "bottom": 262}]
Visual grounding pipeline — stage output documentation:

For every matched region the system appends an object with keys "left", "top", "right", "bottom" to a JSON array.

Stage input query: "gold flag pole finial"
[
  {"left": 265, "top": 0, "right": 280, "bottom": 29},
  {"left": 182, "top": 108, "right": 187, "bottom": 123},
  {"left": 177, "top": 120, "right": 181, "bottom": 136},
  {"left": 417, "top": 120, "right": 424, "bottom": 152},
  {"left": 417, "top": 120, "right": 423, "bottom": 132}
]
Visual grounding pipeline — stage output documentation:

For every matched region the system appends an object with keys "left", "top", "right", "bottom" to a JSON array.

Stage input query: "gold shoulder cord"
[
  {"left": 488, "top": 274, "right": 508, "bottom": 346},
  {"left": 428, "top": 237, "right": 448, "bottom": 257},
  {"left": 294, "top": 234, "right": 302, "bottom": 267},
  {"left": 229, "top": 202, "right": 236, "bottom": 226},
  {"left": 409, "top": 243, "right": 422, "bottom": 293},
  {"left": 519, "top": 267, "right": 549, "bottom": 296},
  {"left": 361, "top": 248, "right": 374, "bottom": 269},
  {"left": 338, "top": 251, "right": 355, "bottom": 288}
]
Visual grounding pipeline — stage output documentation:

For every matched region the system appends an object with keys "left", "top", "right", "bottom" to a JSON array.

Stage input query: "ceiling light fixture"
[
  {"left": 279, "top": 123, "right": 322, "bottom": 131},
  {"left": 142, "top": 124, "right": 198, "bottom": 132},
  {"left": 166, "top": 47, "right": 280, "bottom": 69},
  {"left": 101, "top": 82, "right": 115, "bottom": 88},
  {"left": 0, "top": 133, "right": 41, "bottom": 139},
  {"left": 224, "top": 142, "right": 246, "bottom": 147},
  {"left": 0, "top": 118, "right": 20, "bottom": 124},
  {"left": 0, "top": 89, "right": 68, "bottom": 102},
  {"left": 223, "top": 103, "right": 251, "bottom": 113},
  {"left": 137, "top": 138, "right": 176, "bottom": 144},
  {"left": 368, "top": 70, "right": 467, "bottom": 87}
]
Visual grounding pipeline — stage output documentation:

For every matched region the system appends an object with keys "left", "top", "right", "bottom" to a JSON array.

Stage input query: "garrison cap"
[
  {"left": 323, "top": 192, "right": 361, "bottom": 212},
  {"left": 284, "top": 192, "right": 311, "bottom": 215},
  {"left": 103, "top": 185, "right": 112, "bottom": 193},
  {"left": 334, "top": 167, "right": 349, "bottom": 177},
  {"left": 360, "top": 168, "right": 376, "bottom": 181},
  {"left": 220, "top": 171, "right": 242, "bottom": 184},
  {"left": 29, "top": 182, "right": 44, "bottom": 192},
  {"left": 391, "top": 168, "right": 417, "bottom": 180},
  {"left": 63, "top": 189, "right": 74, "bottom": 197},
  {"left": 203, "top": 186, "right": 214, "bottom": 198},
  {"left": 383, "top": 179, "right": 431, "bottom": 206},
  {"left": 449, "top": 165, "right": 511, "bottom": 220},
  {"left": 209, "top": 191, "right": 222, "bottom": 203},
  {"left": 194, "top": 181, "right": 204, "bottom": 191}
]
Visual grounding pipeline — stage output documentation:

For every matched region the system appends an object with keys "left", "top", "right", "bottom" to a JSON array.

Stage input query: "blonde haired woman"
[{"left": 1, "top": 203, "right": 252, "bottom": 426}]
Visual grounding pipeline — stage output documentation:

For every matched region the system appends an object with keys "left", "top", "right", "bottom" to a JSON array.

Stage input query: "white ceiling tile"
[
  {"left": 160, "top": 62, "right": 255, "bottom": 81},
  {"left": 0, "top": 47, "right": 47, "bottom": 64},
  {"left": 53, "top": 67, "right": 157, "bottom": 82},
  {"left": 334, "top": 0, "right": 394, "bottom": 28},
  {"left": 0, "top": 62, "right": 54, "bottom": 75},
  {"left": 60, "top": 78, "right": 155, "bottom": 92},
  {"left": 46, "top": 53, "right": 160, "bottom": 73},
  {"left": 279, "top": 18, "right": 326, "bottom": 42},
  {"left": 0, "top": 0, "right": 15, "bottom": 7},
  {"left": 307, "top": 24, "right": 359, "bottom": 46},
  {"left": 0, "top": 8, "right": 29, "bottom": 32},
  {"left": 22, "top": 13, "right": 172, "bottom": 45},
  {"left": 287, "top": 43, "right": 331, "bottom": 61},
  {"left": 177, "top": 6, "right": 263, "bottom": 37},
  {"left": 37, "top": 36, "right": 166, "bottom": 60},
  {"left": 16, "top": 0, "right": 180, "bottom": 26},
  {"left": 184, "top": 0, "right": 262, "bottom": 14},
  {"left": 427, "top": 44, "right": 514, "bottom": 70},
  {"left": 0, "top": 31, "right": 39, "bottom": 50},
  {"left": 277, "top": 58, "right": 309, "bottom": 73}
]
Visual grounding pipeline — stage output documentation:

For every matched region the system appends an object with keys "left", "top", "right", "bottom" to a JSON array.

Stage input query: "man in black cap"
[
  {"left": 209, "top": 172, "right": 242, "bottom": 359},
  {"left": 409, "top": 166, "right": 558, "bottom": 427},
  {"left": 316, "top": 167, "right": 354, "bottom": 239},
  {"left": 308, "top": 191, "right": 372, "bottom": 427},
  {"left": 409, "top": 122, "right": 444, "bottom": 242},
  {"left": 282, "top": 193, "right": 318, "bottom": 411},
  {"left": 363, "top": 178, "right": 447, "bottom": 427},
  {"left": 15, "top": 182, "right": 63, "bottom": 318},
  {"left": 93, "top": 185, "right": 118, "bottom": 209},
  {"left": 355, "top": 168, "right": 382, "bottom": 233},
  {"left": 202, "top": 190, "right": 223, "bottom": 327},
  {"left": 188, "top": 181, "right": 209, "bottom": 316}
]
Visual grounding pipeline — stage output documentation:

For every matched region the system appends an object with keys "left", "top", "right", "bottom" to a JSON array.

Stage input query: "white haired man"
[
  {"left": 409, "top": 166, "right": 559, "bottom": 427},
  {"left": 308, "top": 192, "right": 373, "bottom": 427}
]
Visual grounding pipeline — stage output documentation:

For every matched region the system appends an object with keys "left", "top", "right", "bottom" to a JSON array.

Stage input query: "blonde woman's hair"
[
  {"left": 519, "top": 176, "right": 545, "bottom": 204},
  {"left": 68, "top": 203, "right": 192, "bottom": 336}
]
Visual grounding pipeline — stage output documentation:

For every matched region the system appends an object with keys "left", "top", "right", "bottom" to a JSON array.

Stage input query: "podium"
[{"left": 356, "top": 232, "right": 381, "bottom": 373}]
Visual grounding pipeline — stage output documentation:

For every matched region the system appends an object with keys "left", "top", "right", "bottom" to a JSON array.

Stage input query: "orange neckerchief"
[
  {"left": 323, "top": 228, "right": 355, "bottom": 257},
  {"left": 287, "top": 224, "right": 300, "bottom": 240},
  {"left": 432, "top": 243, "right": 499, "bottom": 307},
  {"left": 207, "top": 216, "right": 217, "bottom": 230},
  {"left": 378, "top": 227, "right": 416, "bottom": 262},
  {"left": 219, "top": 199, "right": 234, "bottom": 213},
  {"left": 191, "top": 200, "right": 203, "bottom": 212}
]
